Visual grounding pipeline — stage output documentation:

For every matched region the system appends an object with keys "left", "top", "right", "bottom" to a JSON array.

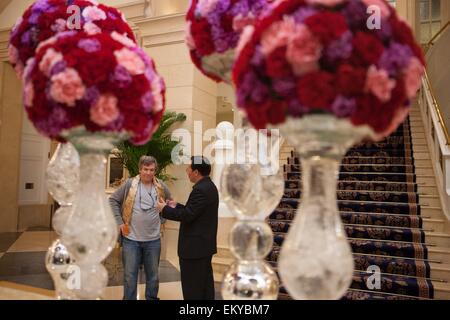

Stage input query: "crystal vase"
[
  {"left": 220, "top": 160, "right": 284, "bottom": 299},
  {"left": 60, "top": 133, "right": 120, "bottom": 299},
  {"left": 46, "top": 142, "right": 79, "bottom": 234},
  {"left": 275, "top": 115, "right": 374, "bottom": 300}
]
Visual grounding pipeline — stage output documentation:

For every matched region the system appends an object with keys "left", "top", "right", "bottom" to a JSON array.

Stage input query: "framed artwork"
[{"left": 106, "top": 150, "right": 127, "bottom": 191}]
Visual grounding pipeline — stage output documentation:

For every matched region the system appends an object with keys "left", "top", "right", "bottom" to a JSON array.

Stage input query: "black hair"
[{"left": 190, "top": 156, "right": 211, "bottom": 176}]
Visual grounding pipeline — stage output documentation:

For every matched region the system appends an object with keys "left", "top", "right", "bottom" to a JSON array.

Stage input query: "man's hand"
[
  {"left": 119, "top": 224, "right": 129, "bottom": 236},
  {"left": 166, "top": 199, "right": 177, "bottom": 208},
  {"left": 156, "top": 198, "right": 166, "bottom": 212}
]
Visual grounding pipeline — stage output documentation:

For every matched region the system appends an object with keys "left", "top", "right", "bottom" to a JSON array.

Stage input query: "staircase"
[{"left": 212, "top": 102, "right": 450, "bottom": 299}]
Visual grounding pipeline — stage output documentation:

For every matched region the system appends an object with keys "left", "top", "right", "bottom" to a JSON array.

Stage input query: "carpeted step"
[
  {"left": 268, "top": 220, "right": 425, "bottom": 243},
  {"left": 342, "top": 289, "right": 427, "bottom": 300},
  {"left": 283, "top": 189, "right": 419, "bottom": 204},
  {"left": 272, "top": 235, "right": 428, "bottom": 259},
  {"left": 289, "top": 156, "right": 414, "bottom": 166},
  {"left": 266, "top": 247, "right": 430, "bottom": 278},
  {"left": 285, "top": 172, "right": 416, "bottom": 183},
  {"left": 270, "top": 211, "right": 423, "bottom": 228},
  {"left": 346, "top": 148, "right": 413, "bottom": 158},
  {"left": 269, "top": 210, "right": 423, "bottom": 228},
  {"left": 284, "top": 180, "right": 418, "bottom": 193},
  {"left": 278, "top": 198, "right": 420, "bottom": 215},
  {"left": 349, "top": 142, "right": 412, "bottom": 150},
  {"left": 350, "top": 270, "right": 434, "bottom": 298},
  {"left": 276, "top": 271, "right": 433, "bottom": 298},
  {"left": 285, "top": 164, "right": 415, "bottom": 174}
]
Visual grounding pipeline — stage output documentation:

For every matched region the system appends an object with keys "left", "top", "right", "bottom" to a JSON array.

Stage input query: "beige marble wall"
[
  {"left": 17, "top": 205, "right": 52, "bottom": 231},
  {"left": 442, "top": 0, "right": 450, "bottom": 25},
  {"left": 0, "top": 62, "right": 23, "bottom": 232},
  {"left": 395, "top": 0, "right": 421, "bottom": 40}
]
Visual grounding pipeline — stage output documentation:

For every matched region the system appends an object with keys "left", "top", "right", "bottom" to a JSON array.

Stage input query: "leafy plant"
[{"left": 114, "top": 111, "right": 187, "bottom": 181}]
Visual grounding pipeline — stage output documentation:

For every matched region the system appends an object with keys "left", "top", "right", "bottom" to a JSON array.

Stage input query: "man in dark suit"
[{"left": 156, "top": 156, "right": 219, "bottom": 300}]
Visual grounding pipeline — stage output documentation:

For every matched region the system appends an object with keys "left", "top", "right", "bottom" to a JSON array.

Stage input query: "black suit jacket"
[{"left": 162, "top": 177, "right": 219, "bottom": 259}]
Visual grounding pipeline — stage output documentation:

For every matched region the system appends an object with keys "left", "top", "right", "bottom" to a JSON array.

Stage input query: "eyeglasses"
[{"left": 138, "top": 182, "right": 157, "bottom": 211}]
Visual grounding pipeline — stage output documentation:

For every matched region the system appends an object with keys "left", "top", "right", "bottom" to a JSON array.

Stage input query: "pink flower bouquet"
[
  {"left": 8, "top": 0, "right": 136, "bottom": 78},
  {"left": 23, "top": 31, "right": 165, "bottom": 145}
]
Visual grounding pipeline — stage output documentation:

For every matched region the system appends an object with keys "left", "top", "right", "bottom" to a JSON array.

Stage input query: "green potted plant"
[{"left": 114, "top": 111, "right": 187, "bottom": 182}]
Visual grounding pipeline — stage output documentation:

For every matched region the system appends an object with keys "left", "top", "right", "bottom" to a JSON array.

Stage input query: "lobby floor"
[{"left": 0, "top": 228, "right": 222, "bottom": 300}]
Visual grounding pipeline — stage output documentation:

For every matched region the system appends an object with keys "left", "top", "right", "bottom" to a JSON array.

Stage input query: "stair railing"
[{"left": 419, "top": 22, "right": 450, "bottom": 220}]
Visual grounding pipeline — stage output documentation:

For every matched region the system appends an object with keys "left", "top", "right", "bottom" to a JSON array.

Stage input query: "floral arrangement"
[
  {"left": 8, "top": 0, "right": 136, "bottom": 77},
  {"left": 23, "top": 31, "right": 165, "bottom": 145},
  {"left": 186, "top": 0, "right": 274, "bottom": 82},
  {"left": 233, "top": 0, "right": 425, "bottom": 139}
]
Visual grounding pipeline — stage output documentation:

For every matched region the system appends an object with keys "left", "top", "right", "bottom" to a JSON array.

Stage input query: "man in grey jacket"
[{"left": 109, "top": 155, "right": 171, "bottom": 300}]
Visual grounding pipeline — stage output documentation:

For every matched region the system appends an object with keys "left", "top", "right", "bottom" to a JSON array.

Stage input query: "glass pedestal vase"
[
  {"left": 220, "top": 162, "right": 284, "bottom": 300},
  {"left": 60, "top": 134, "right": 120, "bottom": 299},
  {"left": 275, "top": 115, "right": 374, "bottom": 300}
]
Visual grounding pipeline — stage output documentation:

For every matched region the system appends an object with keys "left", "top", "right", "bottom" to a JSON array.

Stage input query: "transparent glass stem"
[
  {"left": 62, "top": 151, "right": 118, "bottom": 265},
  {"left": 278, "top": 154, "right": 354, "bottom": 300}
]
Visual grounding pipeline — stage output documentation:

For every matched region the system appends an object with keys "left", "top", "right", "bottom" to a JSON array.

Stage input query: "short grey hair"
[{"left": 139, "top": 155, "right": 158, "bottom": 170}]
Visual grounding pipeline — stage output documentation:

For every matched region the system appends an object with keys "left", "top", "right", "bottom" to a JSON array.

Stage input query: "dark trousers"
[{"left": 179, "top": 256, "right": 215, "bottom": 300}]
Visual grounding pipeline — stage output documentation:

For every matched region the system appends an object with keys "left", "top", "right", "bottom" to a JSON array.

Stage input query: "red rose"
[
  {"left": 233, "top": 40, "right": 255, "bottom": 83},
  {"left": 246, "top": 101, "right": 270, "bottom": 129},
  {"left": 352, "top": 80, "right": 407, "bottom": 133},
  {"left": 124, "top": 111, "right": 151, "bottom": 133},
  {"left": 352, "top": 32, "right": 384, "bottom": 66},
  {"left": 297, "top": 71, "right": 337, "bottom": 110},
  {"left": 186, "top": 0, "right": 197, "bottom": 21},
  {"left": 304, "top": 11, "right": 348, "bottom": 45},
  {"left": 336, "top": 64, "right": 367, "bottom": 96},
  {"left": 265, "top": 46, "right": 292, "bottom": 78},
  {"left": 351, "top": 94, "right": 384, "bottom": 131},
  {"left": 221, "top": 14, "right": 234, "bottom": 33},
  {"left": 267, "top": 100, "right": 287, "bottom": 125},
  {"left": 191, "top": 17, "right": 215, "bottom": 56}
]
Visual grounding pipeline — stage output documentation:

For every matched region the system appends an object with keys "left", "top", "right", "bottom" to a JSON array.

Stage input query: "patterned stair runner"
[{"left": 268, "top": 117, "right": 434, "bottom": 300}]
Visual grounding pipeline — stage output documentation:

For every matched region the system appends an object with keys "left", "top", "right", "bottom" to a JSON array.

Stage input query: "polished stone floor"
[{"left": 0, "top": 229, "right": 222, "bottom": 300}]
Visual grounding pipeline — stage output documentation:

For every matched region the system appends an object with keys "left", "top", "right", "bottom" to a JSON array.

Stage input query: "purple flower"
[
  {"left": 250, "top": 81, "right": 269, "bottom": 103},
  {"left": 374, "top": 18, "right": 393, "bottom": 41},
  {"left": 331, "top": 96, "right": 356, "bottom": 118},
  {"left": 108, "top": 12, "right": 118, "bottom": 20},
  {"left": 237, "top": 70, "right": 257, "bottom": 106},
  {"left": 325, "top": 31, "right": 353, "bottom": 62},
  {"left": 292, "top": 7, "right": 318, "bottom": 23},
  {"left": 288, "top": 99, "right": 309, "bottom": 117},
  {"left": 50, "top": 61, "right": 67, "bottom": 76},
  {"left": 105, "top": 114, "right": 125, "bottom": 131},
  {"left": 29, "top": 12, "right": 41, "bottom": 24},
  {"left": 378, "top": 42, "right": 413, "bottom": 77},
  {"left": 78, "top": 38, "right": 101, "bottom": 53},
  {"left": 84, "top": 86, "right": 100, "bottom": 104},
  {"left": 230, "top": 1, "right": 250, "bottom": 16},
  {"left": 342, "top": 0, "right": 368, "bottom": 29},
  {"left": 111, "top": 65, "right": 132, "bottom": 88},
  {"left": 141, "top": 91, "right": 155, "bottom": 112},
  {"left": 32, "top": 0, "right": 52, "bottom": 13},
  {"left": 251, "top": 46, "right": 265, "bottom": 67},
  {"left": 57, "top": 31, "right": 78, "bottom": 39},
  {"left": 135, "top": 49, "right": 152, "bottom": 67},
  {"left": 21, "top": 31, "right": 31, "bottom": 45},
  {"left": 35, "top": 106, "right": 70, "bottom": 137},
  {"left": 273, "top": 77, "right": 296, "bottom": 98}
]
